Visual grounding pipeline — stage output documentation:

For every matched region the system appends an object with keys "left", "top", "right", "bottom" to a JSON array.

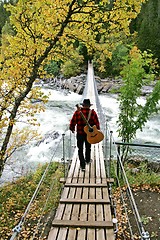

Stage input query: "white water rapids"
[{"left": 1, "top": 88, "right": 160, "bottom": 185}]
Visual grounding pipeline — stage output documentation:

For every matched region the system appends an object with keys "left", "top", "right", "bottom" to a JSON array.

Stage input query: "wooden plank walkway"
[{"left": 48, "top": 143, "right": 115, "bottom": 240}]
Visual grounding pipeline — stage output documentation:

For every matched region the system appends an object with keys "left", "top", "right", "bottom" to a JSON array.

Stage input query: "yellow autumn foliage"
[
  {"left": 0, "top": 162, "right": 63, "bottom": 239},
  {"left": 0, "top": 0, "right": 147, "bottom": 175}
]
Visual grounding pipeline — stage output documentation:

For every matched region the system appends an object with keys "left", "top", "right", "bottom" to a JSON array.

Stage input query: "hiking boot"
[
  {"left": 86, "top": 159, "right": 92, "bottom": 164},
  {"left": 80, "top": 165, "right": 85, "bottom": 171}
]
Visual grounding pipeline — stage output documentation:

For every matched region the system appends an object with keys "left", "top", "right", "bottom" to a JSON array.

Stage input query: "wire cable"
[
  {"left": 109, "top": 130, "right": 150, "bottom": 240},
  {"left": 10, "top": 127, "right": 69, "bottom": 240},
  {"left": 32, "top": 129, "right": 73, "bottom": 239}
]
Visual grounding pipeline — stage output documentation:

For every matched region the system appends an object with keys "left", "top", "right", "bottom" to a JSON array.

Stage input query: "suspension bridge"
[
  {"left": 9, "top": 62, "right": 152, "bottom": 240},
  {"left": 48, "top": 62, "right": 115, "bottom": 240}
]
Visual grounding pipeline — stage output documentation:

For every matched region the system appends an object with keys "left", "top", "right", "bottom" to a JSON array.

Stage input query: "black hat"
[{"left": 81, "top": 99, "right": 92, "bottom": 106}]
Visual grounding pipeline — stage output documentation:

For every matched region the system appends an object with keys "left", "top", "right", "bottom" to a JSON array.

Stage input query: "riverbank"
[{"left": 40, "top": 74, "right": 155, "bottom": 95}]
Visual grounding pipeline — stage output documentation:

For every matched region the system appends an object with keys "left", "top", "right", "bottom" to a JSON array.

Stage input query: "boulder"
[
  {"left": 126, "top": 155, "right": 160, "bottom": 173},
  {"left": 147, "top": 161, "right": 160, "bottom": 173}
]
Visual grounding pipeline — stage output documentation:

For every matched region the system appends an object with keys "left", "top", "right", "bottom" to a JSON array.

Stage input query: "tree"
[
  {"left": 61, "top": 51, "right": 83, "bottom": 77},
  {"left": 45, "top": 60, "right": 60, "bottom": 77},
  {"left": 130, "top": 0, "right": 160, "bottom": 65},
  {"left": 0, "top": 0, "right": 147, "bottom": 177},
  {"left": 0, "top": 0, "right": 9, "bottom": 36},
  {"left": 118, "top": 46, "right": 159, "bottom": 145},
  {"left": 0, "top": 0, "right": 17, "bottom": 41}
]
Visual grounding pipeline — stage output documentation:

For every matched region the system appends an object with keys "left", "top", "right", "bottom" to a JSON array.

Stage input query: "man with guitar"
[{"left": 69, "top": 99, "right": 102, "bottom": 171}]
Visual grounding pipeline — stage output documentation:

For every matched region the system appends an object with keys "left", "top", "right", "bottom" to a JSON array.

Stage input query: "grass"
[
  {"left": 0, "top": 162, "right": 64, "bottom": 239},
  {"left": 125, "top": 162, "right": 160, "bottom": 187}
]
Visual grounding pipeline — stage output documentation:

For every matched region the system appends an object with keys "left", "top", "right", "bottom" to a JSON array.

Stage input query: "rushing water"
[
  {"left": 100, "top": 94, "right": 160, "bottom": 144},
  {"left": 1, "top": 88, "right": 160, "bottom": 184}
]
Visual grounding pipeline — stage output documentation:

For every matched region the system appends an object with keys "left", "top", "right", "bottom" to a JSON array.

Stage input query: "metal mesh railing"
[{"left": 123, "top": 142, "right": 160, "bottom": 163}]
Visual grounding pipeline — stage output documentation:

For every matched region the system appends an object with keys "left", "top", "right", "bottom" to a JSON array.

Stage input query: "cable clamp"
[
  {"left": 112, "top": 218, "right": 118, "bottom": 224},
  {"left": 12, "top": 225, "right": 22, "bottom": 233},
  {"left": 141, "top": 231, "right": 150, "bottom": 239}
]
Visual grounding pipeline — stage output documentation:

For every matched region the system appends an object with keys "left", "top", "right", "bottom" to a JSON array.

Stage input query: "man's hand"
[{"left": 69, "top": 127, "right": 75, "bottom": 133}]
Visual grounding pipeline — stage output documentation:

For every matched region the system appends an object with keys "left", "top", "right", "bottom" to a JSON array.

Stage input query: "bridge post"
[
  {"left": 116, "top": 144, "right": 120, "bottom": 186},
  {"left": 62, "top": 133, "right": 66, "bottom": 178},
  {"left": 109, "top": 130, "right": 113, "bottom": 178}
]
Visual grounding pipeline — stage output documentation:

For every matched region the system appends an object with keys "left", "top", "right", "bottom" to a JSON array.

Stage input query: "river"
[{"left": 0, "top": 88, "right": 160, "bottom": 185}]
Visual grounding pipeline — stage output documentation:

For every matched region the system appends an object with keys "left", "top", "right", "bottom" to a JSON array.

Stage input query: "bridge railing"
[
  {"left": 103, "top": 128, "right": 152, "bottom": 240},
  {"left": 9, "top": 127, "right": 76, "bottom": 240}
]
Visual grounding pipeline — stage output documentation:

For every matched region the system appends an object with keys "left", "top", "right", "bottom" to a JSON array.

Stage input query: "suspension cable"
[
  {"left": 32, "top": 129, "right": 74, "bottom": 239},
  {"left": 113, "top": 163, "right": 135, "bottom": 239},
  {"left": 32, "top": 177, "right": 58, "bottom": 239},
  {"left": 10, "top": 127, "right": 69, "bottom": 240},
  {"left": 110, "top": 131, "right": 150, "bottom": 240}
]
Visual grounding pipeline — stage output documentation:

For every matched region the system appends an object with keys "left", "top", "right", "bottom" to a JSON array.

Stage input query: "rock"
[
  {"left": 76, "top": 84, "right": 84, "bottom": 94},
  {"left": 131, "top": 168, "right": 140, "bottom": 174},
  {"left": 126, "top": 155, "right": 148, "bottom": 167},
  {"left": 41, "top": 74, "right": 156, "bottom": 95},
  {"left": 36, "top": 131, "right": 60, "bottom": 146},
  {"left": 141, "top": 85, "right": 154, "bottom": 96},
  {"left": 147, "top": 161, "right": 160, "bottom": 173},
  {"left": 126, "top": 155, "right": 160, "bottom": 173},
  {"left": 101, "top": 83, "right": 112, "bottom": 93}
]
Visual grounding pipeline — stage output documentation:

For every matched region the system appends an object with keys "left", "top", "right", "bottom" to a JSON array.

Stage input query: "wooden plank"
[
  {"left": 67, "top": 148, "right": 78, "bottom": 179},
  {"left": 49, "top": 143, "right": 115, "bottom": 240},
  {"left": 64, "top": 183, "right": 108, "bottom": 187},
  {"left": 96, "top": 143, "right": 114, "bottom": 239},
  {"left": 105, "top": 229, "right": 115, "bottom": 240},
  {"left": 52, "top": 220, "right": 113, "bottom": 228},
  {"left": 48, "top": 175, "right": 72, "bottom": 239},
  {"left": 59, "top": 177, "right": 66, "bottom": 184},
  {"left": 99, "top": 143, "right": 113, "bottom": 240},
  {"left": 95, "top": 144, "right": 101, "bottom": 181},
  {"left": 56, "top": 228, "right": 68, "bottom": 240},
  {"left": 67, "top": 158, "right": 82, "bottom": 239},
  {"left": 76, "top": 152, "right": 90, "bottom": 239},
  {"left": 99, "top": 143, "right": 107, "bottom": 178},
  {"left": 49, "top": 151, "right": 79, "bottom": 240},
  {"left": 60, "top": 177, "right": 114, "bottom": 185},
  {"left": 88, "top": 151, "right": 96, "bottom": 240},
  {"left": 60, "top": 199, "right": 110, "bottom": 204},
  {"left": 64, "top": 177, "right": 113, "bottom": 182},
  {"left": 64, "top": 152, "right": 80, "bottom": 217},
  {"left": 67, "top": 229, "right": 77, "bottom": 240},
  {"left": 56, "top": 189, "right": 75, "bottom": 238},
  {"left": 47, "top": 227, "right": 59, "bottom": 240},
  {"left": 95, "top": 143, "right": 106, "bottom": 240},
  {"left": 63, "top": 158, "right": 78, "bottom": 223},
  {"left": 87, "top": 228, "right": 96, "bottom": 240}
]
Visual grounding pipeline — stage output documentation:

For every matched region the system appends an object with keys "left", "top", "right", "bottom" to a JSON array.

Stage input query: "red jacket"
[{"left": 70, "top": 107, "right": 100, "bottom": 135}]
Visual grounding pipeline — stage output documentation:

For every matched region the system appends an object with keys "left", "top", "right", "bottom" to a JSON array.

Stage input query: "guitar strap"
[
  {"left": 87, "top": 109, "right": 92, "bottom": 121},
  {"left": 79, "top": 109, "right": 92, "bottom": 125}
]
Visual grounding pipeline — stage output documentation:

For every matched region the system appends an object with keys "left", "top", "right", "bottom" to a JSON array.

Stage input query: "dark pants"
[{"left": 77, "top": 134, "right": 91, "bottom": 168}]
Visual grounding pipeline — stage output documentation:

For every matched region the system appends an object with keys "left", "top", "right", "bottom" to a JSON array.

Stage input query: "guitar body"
[{"left": 84, "top": 125, "right": 104, "bottom": 144}]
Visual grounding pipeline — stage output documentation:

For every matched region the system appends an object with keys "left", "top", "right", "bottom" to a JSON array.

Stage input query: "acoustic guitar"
[{"left": 76, "top": 104, "right": 104, "bottom": 144}]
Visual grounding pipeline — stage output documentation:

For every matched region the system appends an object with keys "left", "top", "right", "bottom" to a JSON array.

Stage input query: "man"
[{"left": 69, "top": 99, "right": 100, "bottom": 171}]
